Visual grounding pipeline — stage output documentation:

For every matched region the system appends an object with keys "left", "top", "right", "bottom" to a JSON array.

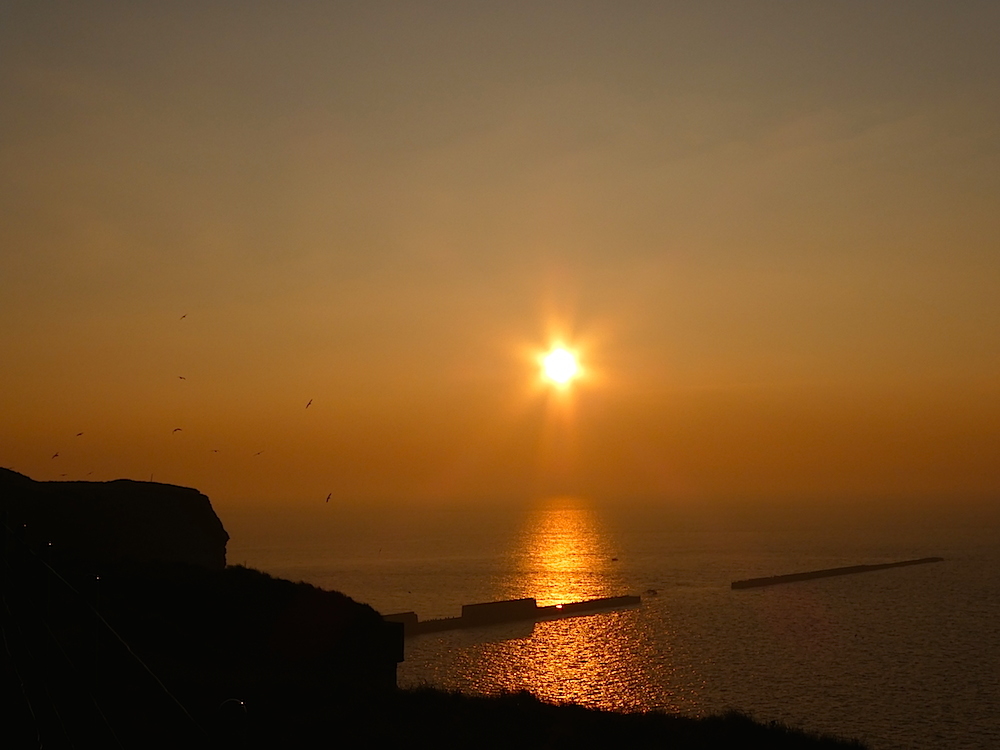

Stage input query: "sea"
[{"left": 221, "top": 497, "right": 1000, "bottom": 750}]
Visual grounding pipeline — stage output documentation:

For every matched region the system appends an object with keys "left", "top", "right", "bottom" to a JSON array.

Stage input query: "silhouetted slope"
[
  {"left": 251, "top": 687, "right": 868, "bottom": 749},
  {"left": 94, "top": 561, "right": 401, "bottom": 709}
]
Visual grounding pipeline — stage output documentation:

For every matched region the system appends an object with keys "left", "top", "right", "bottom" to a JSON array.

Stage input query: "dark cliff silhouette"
[
  {"left": 1, "top": 468, "right": 866, "bottom": 749},
  {"left": 1, "top": 469, "right": 400, "bottom": 747},
  {"left": 1, "top": 467, "right": 228, "bottom": 569}
]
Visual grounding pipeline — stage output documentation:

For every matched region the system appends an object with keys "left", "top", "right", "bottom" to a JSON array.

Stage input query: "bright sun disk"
[{"left": 542, "top": 348, "right": 579, "bottom": 385}]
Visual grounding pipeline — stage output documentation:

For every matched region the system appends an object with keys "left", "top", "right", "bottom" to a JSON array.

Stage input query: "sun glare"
[{"left": 542, "top": 347, "right": 579, "bottom": 386}]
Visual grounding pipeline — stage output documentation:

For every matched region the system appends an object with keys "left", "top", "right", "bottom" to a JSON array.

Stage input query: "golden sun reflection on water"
[
  {"left": 506, "top": 496, "right": 615, "bottom": 606},
  {"left": 460, "top": 497, "right": 688, "bottom": 711}
]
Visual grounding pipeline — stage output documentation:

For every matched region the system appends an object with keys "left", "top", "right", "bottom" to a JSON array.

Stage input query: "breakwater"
[
  {"left": 731, "top": 556, "right": 944, "bottom": 589},
  {"left": 384, "top": 595, "right": 641, "bottom": 636}
]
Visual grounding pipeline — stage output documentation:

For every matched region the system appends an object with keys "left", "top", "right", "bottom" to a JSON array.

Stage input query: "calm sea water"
[{"left": 222, "top": 498, "right": 1000, "bottom": 750}]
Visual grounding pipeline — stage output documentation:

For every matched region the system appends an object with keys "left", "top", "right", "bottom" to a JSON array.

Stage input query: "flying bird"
[
  {"left": 325, "top": 493, "right": 331, "bottom": 503},
  {"left": 178, "top": 376, "right": 186, "bottom": 380},
  {"left": 172, "top": 428, "right": 182, "bottom": 433},
  {"left": 306, "top": 399, "right": 313, "bottom": 409},
  {"left": 211, "top": 449, "right": 219, "bottom": 453},
  {"left": 75, "top": 432, "right": 83, "bottom": 437},
  {"left": 180, "top": 314, "right": 186, "bottom": 319},
  {"left": 51, "top": 452, "right": 59, "bottom": 459},
  {"left": 253, "top": 451, "right": 263, "bottom": 456}
]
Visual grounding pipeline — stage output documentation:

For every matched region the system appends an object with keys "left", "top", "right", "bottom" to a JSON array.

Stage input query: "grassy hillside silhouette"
[{"left": 2, "top": 470, "right": 867, "bottom": 748}]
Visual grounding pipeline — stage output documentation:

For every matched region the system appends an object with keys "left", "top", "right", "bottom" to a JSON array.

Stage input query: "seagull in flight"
[
  {"left": 306, "top": 399, "right": 313, "bottom": 409},
  {"left": 51, "top": 452, "right": 59, "bottom": 459},
  {"left": 75, "top": 432, "right": 84, "bottom": 437},
  {"left": 172, "top": 428, "right": 182, "bottom": 433},
  {"left": 325, "top": 493, "right": 331, "bottom": 503},
  {"left": 178, "top": 376, "right": 186, "bottom": 380},
  {"left": 180, "top": 314, "right": 186, "bottom": 320},
  {"left": 253, "top": 451, "right": 263, "bottom": 456}
]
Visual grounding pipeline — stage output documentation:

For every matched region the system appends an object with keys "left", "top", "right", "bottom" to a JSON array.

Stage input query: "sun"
[{"left": 541, "top": 347, "right": 580, "bottom": 386}]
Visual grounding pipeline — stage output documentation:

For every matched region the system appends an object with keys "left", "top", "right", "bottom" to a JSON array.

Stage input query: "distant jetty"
[
  {"left": 385, "top": 595, "right": 641, "bottom": 637},
  {"left": 731, "top": 556, "right": 944, "bottom": 590}
]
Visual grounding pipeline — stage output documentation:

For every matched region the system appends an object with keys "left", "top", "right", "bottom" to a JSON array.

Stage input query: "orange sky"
[{"left": 2, "top": 2, "right": 999, "bottom": 513}]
